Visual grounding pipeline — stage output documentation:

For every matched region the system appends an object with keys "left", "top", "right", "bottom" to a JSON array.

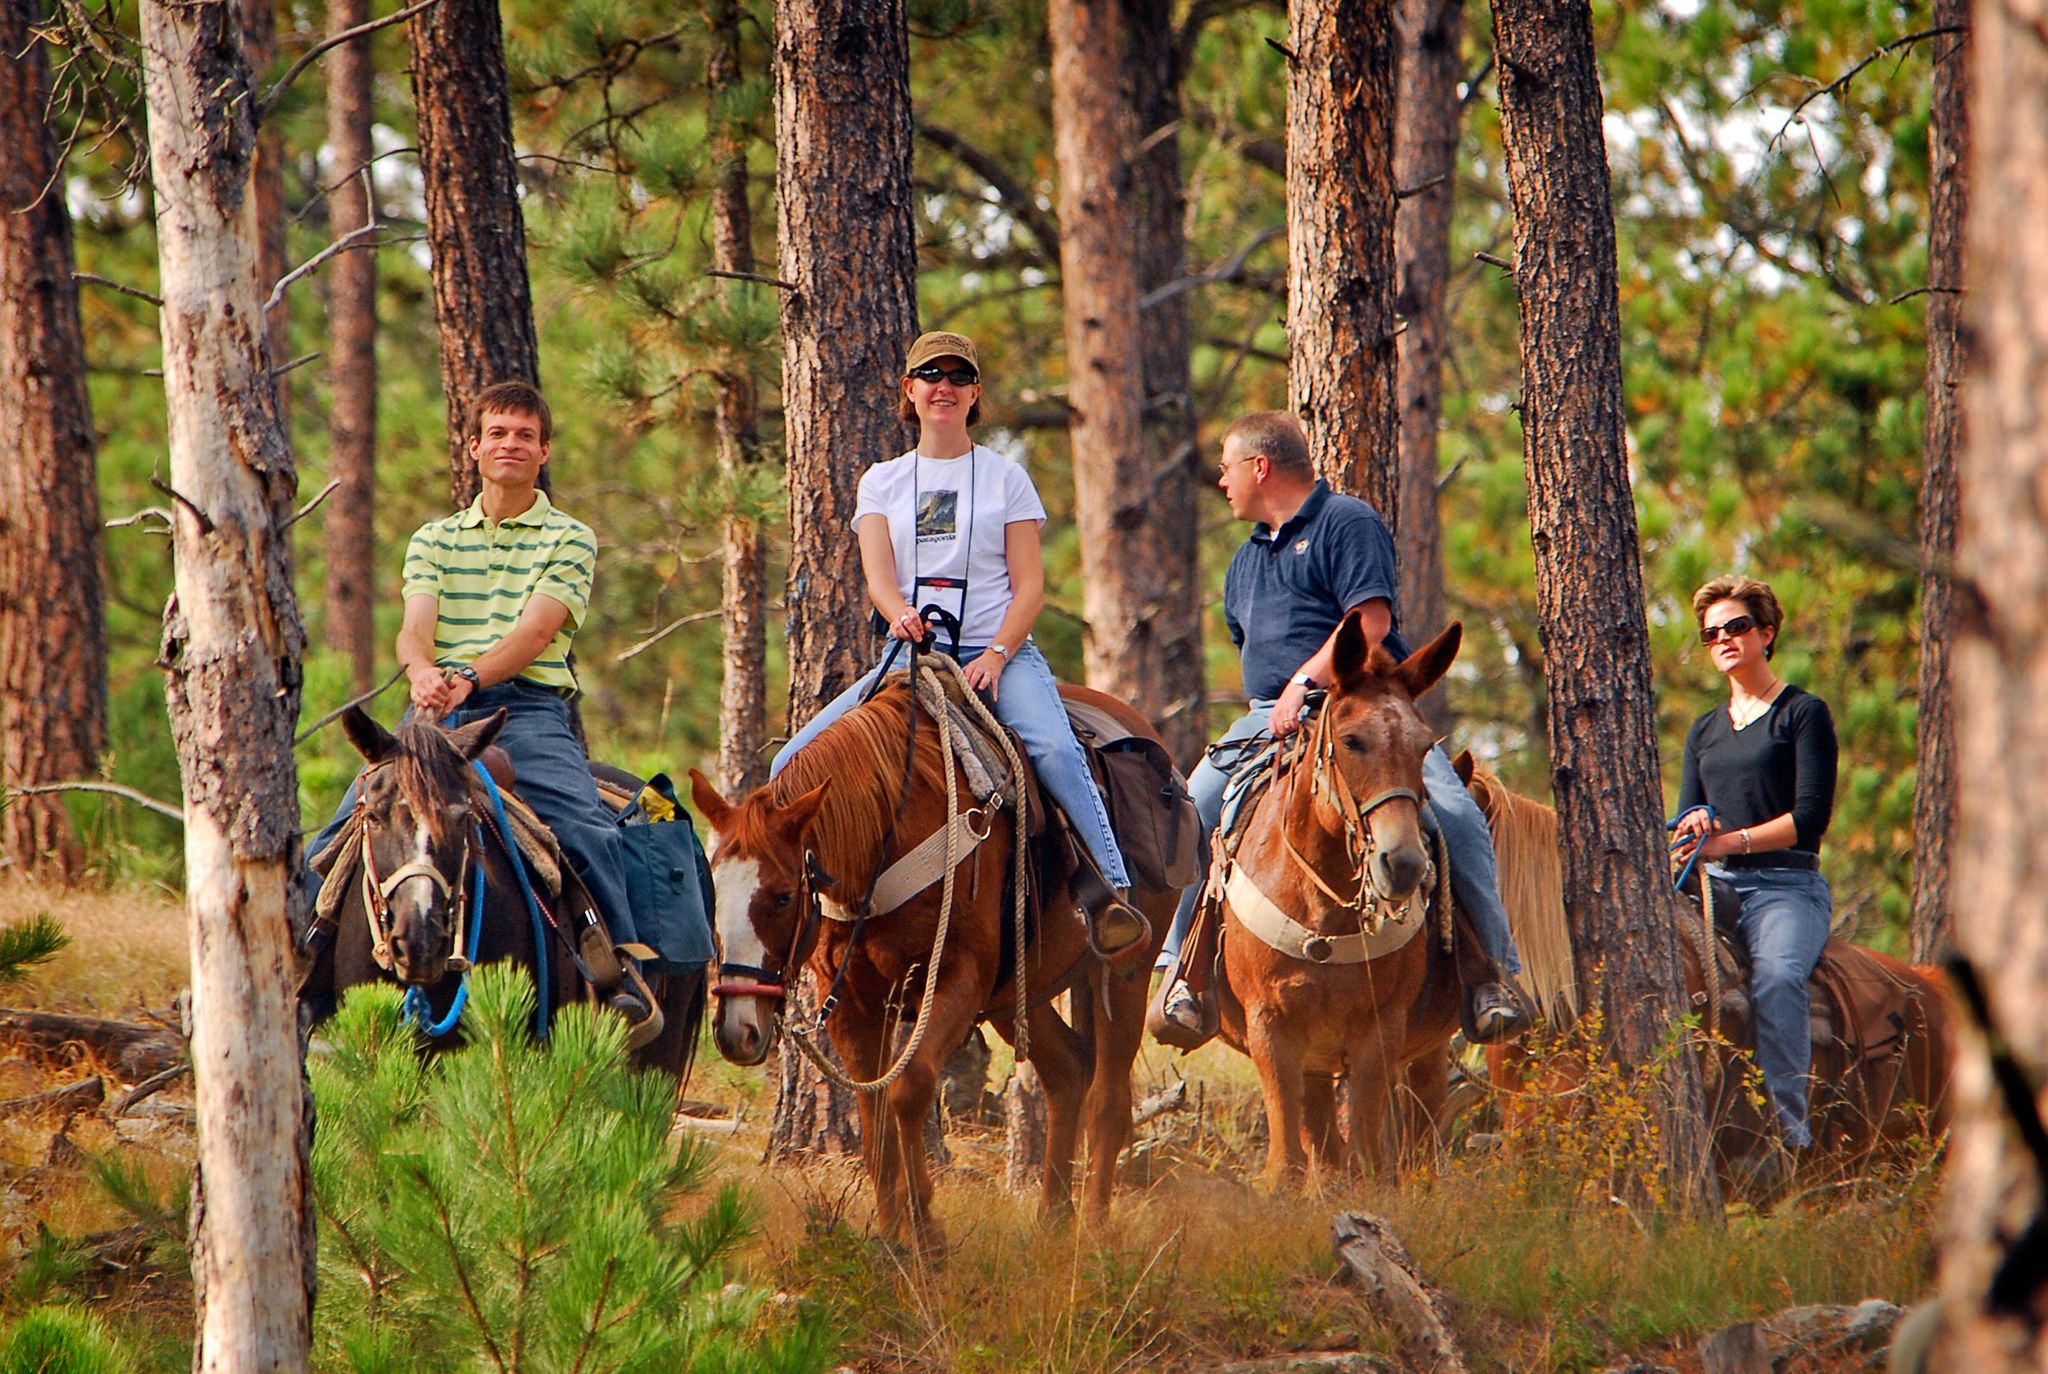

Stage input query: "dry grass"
[{"left": 1, "top": 876, "right": 187, "bottom": 1014}]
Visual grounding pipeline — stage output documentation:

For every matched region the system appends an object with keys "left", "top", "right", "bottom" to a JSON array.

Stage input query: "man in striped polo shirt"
[{"left": 313, "top": 381, "right": 653, "bottom": 1036}]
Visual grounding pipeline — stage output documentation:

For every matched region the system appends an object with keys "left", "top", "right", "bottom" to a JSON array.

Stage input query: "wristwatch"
[
  {"left": 1290, "top": 672, "right": 1316, "bottom": 689},
  {"left": 455, "top": 665, "right": 482, "bottom": 692},
  {"left": 988, "top": 643, "right": 1009, "bottom": 658}
]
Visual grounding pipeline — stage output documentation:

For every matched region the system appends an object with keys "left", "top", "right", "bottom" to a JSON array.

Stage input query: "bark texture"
[
  {"left": 710, "top": 0, "right": 768, "bottom": 799},
  {"left": 1908, "top": 5, "right": 1967, "bottom": 966},
  {"left": 240, "top": 0, "right": 289, "bottom": 430},
  {"left": 1934, "top": 0, "right": 2048, "bottom": 1362},
  {"left": 1393, "top": 0, "right": 1463, "bottom": 734},
  {"left": 138, "top": 1, "right": 313, "bottom": 1364},
  {"left": 1049, "top": 0, "right": 1195, "bottom": 750},
  {"left": 0, "top": 0, "right": 106, "bottom": 879},
  {"left": 322, "top": 0, "right": 378, "bottom": 690},
  {"left": 1287, "top": 0, "right": 1401, "bottom": 523},
  {"left": 1124, "top": 0, "right": 1206, "bottom": 769},
  {"left": 410, "top": 0, "right": 541, "bottom": 505},
  {"left": 1490, "top": 0, "right": 1716, "bottom": 1210},
  {"left": 771, "top": 0, "right": 917, "bottom": 1157}
]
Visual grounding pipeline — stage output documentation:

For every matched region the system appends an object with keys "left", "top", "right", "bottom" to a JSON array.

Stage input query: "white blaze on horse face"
[{"left": 711, "top": 856, "right": 772, "bottom": 971}]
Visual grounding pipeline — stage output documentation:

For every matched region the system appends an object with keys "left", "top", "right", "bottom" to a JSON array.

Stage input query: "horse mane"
[
  {"left": 744, "top": 683, "right": 951, "bottom": 879},
  {"left": 1464, "top": 764, "right": 1579, "bottom": 1026},
  {"left": 390, "top": 717, "right": 473, "bottom": 845}
]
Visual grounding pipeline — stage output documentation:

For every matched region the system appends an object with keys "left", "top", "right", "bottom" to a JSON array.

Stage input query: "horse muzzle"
[
  {"left": 1367, "top": 840, "right": 1430, "bottom": 905},
  {"left": 712, "top": 991, "right": 779, "bottom": 1066}
]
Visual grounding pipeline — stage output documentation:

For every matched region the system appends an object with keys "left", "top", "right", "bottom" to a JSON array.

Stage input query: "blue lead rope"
[
  {"left": 401, "top": 759, "right": 554, "bottom": 1042},
  {"left": 1668, "top": 803, "right": 1717, "bottom": 895}
]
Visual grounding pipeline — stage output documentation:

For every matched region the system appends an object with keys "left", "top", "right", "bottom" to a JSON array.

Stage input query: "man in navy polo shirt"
[{"left": 1156, "top": 410, "right": 1525, "bottom": 1042}]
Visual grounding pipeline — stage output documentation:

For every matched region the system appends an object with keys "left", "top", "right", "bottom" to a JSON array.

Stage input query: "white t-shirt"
[{"left": 854, "top": 444, "right": 1046, "bottom": 649}]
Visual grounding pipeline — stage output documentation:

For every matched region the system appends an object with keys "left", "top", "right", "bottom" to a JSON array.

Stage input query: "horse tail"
[
  {"left": 656, "top": 965, "right": 710, "bottom": 1095},
  {"left": 1465, "top": 765, "right": 1578, "bottom": 1028}
]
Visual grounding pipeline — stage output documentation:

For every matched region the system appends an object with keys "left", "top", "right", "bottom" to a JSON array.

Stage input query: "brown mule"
[
  {"left": 689, "top": 679, "right": 1175, "bottom": 1251},
  {"left": 1209, "top": 616, "right": 1494, "bottom": 1189}
]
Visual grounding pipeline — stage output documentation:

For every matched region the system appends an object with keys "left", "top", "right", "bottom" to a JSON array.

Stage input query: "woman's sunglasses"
[
  {"left": 907, "top": 364, "right": 980, "bottom": 386},
  {"left": 1698, "top": 614, "right": 1757, "bottom": 644}
]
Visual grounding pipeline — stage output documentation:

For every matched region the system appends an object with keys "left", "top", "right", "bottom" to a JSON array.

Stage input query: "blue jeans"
[
  {"left": 771, "top": 640, "right": 1131, "bottom": 889},
  {"left": 1708, "top": 863, "right": 1832, "bottom": 1149},
  {"left": 307, "top": 680, "right": 638, "bottom": 946},
  {"left": 1160, "top": 701, "right": 1522, "bottom": 977}
]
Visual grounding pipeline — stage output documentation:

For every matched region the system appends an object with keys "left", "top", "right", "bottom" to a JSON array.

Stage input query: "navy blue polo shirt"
[{"left": 1223, "top": 481, "right": 1409, "bottom": 702}]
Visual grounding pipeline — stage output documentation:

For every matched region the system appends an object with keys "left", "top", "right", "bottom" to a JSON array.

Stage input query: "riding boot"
[
  {"left": 1148, "top": 876, "right": 1222, "bottom": 1051},
  {"left": 1448, "top": 899, "right": 1527, "bottom": 1044},
  {"left": 572, "top": 902, "right": 666, "bottom": 1051},
  {"left": 1062, "top": 825, "right": 1151, "bottom": 962}
]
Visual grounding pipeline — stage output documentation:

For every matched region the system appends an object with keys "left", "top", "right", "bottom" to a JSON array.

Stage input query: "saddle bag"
[
  {"left": 1090, "top": 736, "right": 1202, "bottom": 892},
  {"left": 606, "top": 772, "right": 716, "bottom": 975}
]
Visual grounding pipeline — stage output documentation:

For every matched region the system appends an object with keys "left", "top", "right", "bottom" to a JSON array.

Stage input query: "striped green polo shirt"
[{"left": 401, "top": 491, "right": 595, "bottom": 694}]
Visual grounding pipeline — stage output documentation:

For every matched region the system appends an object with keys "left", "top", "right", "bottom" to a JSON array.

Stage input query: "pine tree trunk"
[
  {"left": 1908, "top": 5, "right": 1966, "bottom": 966},
  {"left": 137, "top": 1, "right": 313, "bottom": 1364},
  {"left": 1393, "top": 0, "right": 1463, "bottom": 735},
  {"left": 771, "top": 0, "right": 917, "bottom": 1158},
  {"left": 0, "top": 0, "right": 107, "bottom": 880},
  {"left": 1286, "top": 0, "right": 1400, "bottom": 522},
  {"left": 1490, "top": 0, "right": 1717, "bottom": 1212},
  {"left": 1049, "top": 0, "right": 1188, "bottom": 742},
  {"left": 1933, "top": 1, "right": 2048, "bottom": 1361},
  {"left": 710, "top": 0, "right": 768, "bottom": 800},
  {"left": 1124, "top": 0, "right": 1206, "bottom": 769},
  {"left": 410, "top": 0, "right": 541, "bottom": 505},
  {"left": 323, "top": 0, "right": 377, "bottom": 691},
  {"left": 240, "top": 0, "right": 289, "bottom": 431}
]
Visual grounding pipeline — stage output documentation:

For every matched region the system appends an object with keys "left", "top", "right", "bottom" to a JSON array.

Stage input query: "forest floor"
[{"left": 1, "top": 876, "right": 1938, "bottom": 1373}]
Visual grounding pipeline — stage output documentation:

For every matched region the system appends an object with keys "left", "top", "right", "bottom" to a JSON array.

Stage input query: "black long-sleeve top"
[{"left": 1676, "top": 685, "right": 1838, "bottom": 853}]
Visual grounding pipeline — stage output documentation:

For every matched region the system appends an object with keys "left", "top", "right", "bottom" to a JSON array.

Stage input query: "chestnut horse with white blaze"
[
  {"left": 1213, "top": 615, "right": 1495, "bottom": 1187},
  {"left": 689, "top": 678, "right": 1175, "bottom": 1248}
]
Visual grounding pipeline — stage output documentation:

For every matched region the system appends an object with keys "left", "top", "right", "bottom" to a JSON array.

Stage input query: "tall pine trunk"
[
  {"left": 1908, "top": 5, "right": 1966, "bottom": 965},
  {"left": 1393, "top": 0, "right": 1463, "bottom": 733},
  {"left": 1124, "top": 0, "right": 1205, "bottom": 769},
  {"left": 1050, "top": 0, "right": 1188, "bottom": 737},
  {"left": 1490, "top": 0, "right": 1717, "bottom": 1212},
  {"left": 138, "top": 0, "right": 314, "bottom": 1362},
  {"left": 1286, "top": 0, "right": 1400, "bottom": 521},
  {"left": 710, "top": 0, "right": 768, "bottom": 800},
  {"left": 410, "top": 0, "right": 541, "bottom": 504},
  {"left": 1933, "top": 0, "right": 2048, "bottom": 1359},
  {"left": 771, "top": 0, "right": 917, "bottom": 1158},
  {"left": 0, "top": 0, "right": 107, "bottom": 880},
  {"left": 323, "top": 0, "right": 378, "bottom": 690},
  {"left": 241, "top": 0, "right": 290, "bottom": 429}
]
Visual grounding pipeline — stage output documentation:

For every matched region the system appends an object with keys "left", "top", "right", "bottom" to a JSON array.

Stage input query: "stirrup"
[
  {"left": 1147, "top": 973, "right": 1218, "bottom": 1051},
  {"left": 609, "top": 955, "right": 664, "bottom": 1052},
  {"left": 1461, "top": 981, "right": 1527, "bottom": 1046},
  {"left": 1087, "top": 891, "right": 1152, "bottom": 963}
]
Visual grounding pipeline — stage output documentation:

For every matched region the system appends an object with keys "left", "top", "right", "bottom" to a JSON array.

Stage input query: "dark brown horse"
[
  {"left": 689, "top": 677, "right": 1176, "bottom": 1249},
  {"left": 1462, "top": 762, "right": 1953, "bottom": 1184},
  {"left": 1210, "top": 615, "right": 1493, "bottom": 1187},
  {"left": 301, "top": 708, "right": 706, "bottom": 1086}
]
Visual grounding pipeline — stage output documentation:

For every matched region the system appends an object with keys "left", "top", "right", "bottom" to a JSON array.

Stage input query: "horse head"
[
  {"left": 687, "top": 769, "right": 833, "bottom": 1067},
  {"left": 341, "top": 706, "right": 505, "bottom": 984},
  {"left": 1313, "top": 615, "right": 1462, "bottom": 906}
]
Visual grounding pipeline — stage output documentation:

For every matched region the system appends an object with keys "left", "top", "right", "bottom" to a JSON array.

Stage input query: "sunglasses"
[
  {"left": 907, "top": 364, "right": 980, "bottom": 386},
  {"left": 1698, "top": 614, "right": 1758, "bottom": 644}
]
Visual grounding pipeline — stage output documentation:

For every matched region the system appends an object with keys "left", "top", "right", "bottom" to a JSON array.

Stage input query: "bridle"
[
  {"left": 1280, "top": 696, "right": 1429, "bottom": 919},
  {"left": 710, "top": 850, "right": 838, "bottom": 1004},
  {"left": 353, "top": 772, "right": 478, "bottom": 978}
]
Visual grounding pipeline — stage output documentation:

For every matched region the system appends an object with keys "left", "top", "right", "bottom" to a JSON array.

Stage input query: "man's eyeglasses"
[
  {"left": 908, "top": 364, "right": 979, "bottom": 386},
  {"left": 1217, "top": 455, "right": 1262, "bottom": 480},
  {"left": 1698, "top": 614, "right": 1757, "bottom": 644}
]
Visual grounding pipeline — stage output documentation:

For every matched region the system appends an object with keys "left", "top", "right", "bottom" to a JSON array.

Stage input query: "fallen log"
[
  {"left": 0, "top": 1009, "right": 184, "bottom": 1080},
  {"left": 1133, "top": 1079, "right": 1189, "bottom": 1126},
  {"left": 0, "top": 1075, "right": 104, "bottom": 1120},
  {"left": 1330, "top": 1210, "right": 1470, "bottom": 1374}
]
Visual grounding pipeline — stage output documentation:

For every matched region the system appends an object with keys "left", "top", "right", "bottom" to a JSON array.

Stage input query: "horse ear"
[
  {"left": 779, "top": 780, "right": 831, "bottom": 839},
  {"left": 1330, "top": 609, "right": 1372, "bottom": 689},
  {"left": 446, "top": 708, "right": 508, "bottom": 760},
  {"left": 1394, "top": 621, "right": 1463, "bottom": 701},
  {"left": 1451, "top": 748, "right": 1475, "bottom": 787},
  {"left": 342, "top": 706, "right": 396, "bottom": 764},
  {"left": 689, "top": 768, "right": 734, "bottom": 831}
]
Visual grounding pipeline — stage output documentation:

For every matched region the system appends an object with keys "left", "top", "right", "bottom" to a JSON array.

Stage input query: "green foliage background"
[{"left": 61, "top": 0, "right": 1936, "bottom": 947}]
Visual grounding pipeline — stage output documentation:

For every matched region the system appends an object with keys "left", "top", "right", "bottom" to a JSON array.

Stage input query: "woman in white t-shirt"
[{"left": 772, "top": 331, "right": 1143, "bottom": 952}]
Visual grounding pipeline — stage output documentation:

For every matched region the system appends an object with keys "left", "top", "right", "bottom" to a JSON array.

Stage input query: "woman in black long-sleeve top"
[{"left": 1670, "top": 574, "right": 1839, "bottom": 1151}]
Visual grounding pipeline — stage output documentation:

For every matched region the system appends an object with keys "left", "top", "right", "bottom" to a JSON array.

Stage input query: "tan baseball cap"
[{"left": 903, "top": 330, "right": 980, "bottom": 376}]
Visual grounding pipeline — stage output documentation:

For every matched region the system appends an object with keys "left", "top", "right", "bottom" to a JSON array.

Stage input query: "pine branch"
[
  {"left": 259, "top": 0, "right": 442, "bottom": 119},
  {"left": 917, "top": 123, "right": 1061, "bottom": 265}
]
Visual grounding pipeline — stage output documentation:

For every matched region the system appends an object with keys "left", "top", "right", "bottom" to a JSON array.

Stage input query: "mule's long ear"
[
  {"left": 342, "top": 706, "right": 396, "bottom": 765},
  {"left": 780, "top": 780, "right": 831, "bottom": 840},
  {"left": 1451, "top": 748, "right": 1475, "bottom": 787},
  {"left": 1394, "top": 621, "right": 1463, "bottom": 701},
  {"left": 446, "top": 708, "right": 508, "bottom": 760},
  {"left": 689, "top": 768, "right": 735, "bottom": 831},
  {"left": 1330, "top": 608, "right": 1372, "bottom": 689}
]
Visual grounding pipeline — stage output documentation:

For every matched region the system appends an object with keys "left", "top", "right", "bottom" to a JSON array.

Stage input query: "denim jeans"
[
  {"left": 771, "top": 640, "right": 1131, "bottom": 889},
  {"left": 1708, "top": 862, "right": 1832, "bottom": 1149},
  {"left": 1160, "top": 701, "right": 1522, "bottom": 977},
  {"left": 306, "top": 680, "right": 638, "bottom": 945}
]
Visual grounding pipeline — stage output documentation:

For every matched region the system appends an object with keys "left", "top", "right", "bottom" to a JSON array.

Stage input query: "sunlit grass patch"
[{"left": 0, "top": 880, "right": 186, "bottom": 1015}]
